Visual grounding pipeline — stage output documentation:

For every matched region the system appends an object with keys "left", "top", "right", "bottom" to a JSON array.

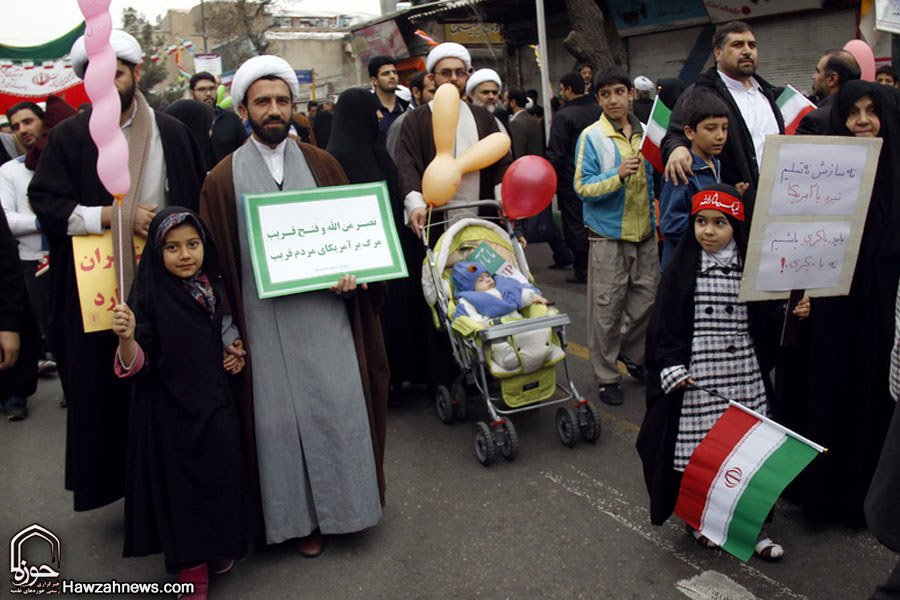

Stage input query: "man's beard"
[
  {"left": 249, "top": 114, "right": 290, "bottom": 145},
  {"left": 119, "top": 81, "right": 137, "bottom": 113}
]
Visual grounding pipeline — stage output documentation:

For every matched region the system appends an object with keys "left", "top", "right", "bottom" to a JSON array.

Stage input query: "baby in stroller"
[{"left": 451, "top": 261, "right": 552, "bottom": 373}]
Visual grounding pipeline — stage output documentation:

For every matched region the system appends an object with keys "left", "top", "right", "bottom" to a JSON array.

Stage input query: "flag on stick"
[
  {"left": 639, "top": 94, "right": 670, "bottom": 173},
  {"left": 776, "top": 84, "right": 817, "bottom": 135},
  {"left": 675, "top": 401, "right": 825, "bottom": 561}
]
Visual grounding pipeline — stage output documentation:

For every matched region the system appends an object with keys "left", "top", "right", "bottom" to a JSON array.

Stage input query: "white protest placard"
[
  {"left": 243, "top": 182, "right": 407, "bottom": 298},
  {"left": 739, "top": 135, "right": 882, "bottom": 301}
]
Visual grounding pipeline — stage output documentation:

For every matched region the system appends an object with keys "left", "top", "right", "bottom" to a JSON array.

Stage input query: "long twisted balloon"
[{"left": 78, "top": 0, "right": 130, "bottom": 197}]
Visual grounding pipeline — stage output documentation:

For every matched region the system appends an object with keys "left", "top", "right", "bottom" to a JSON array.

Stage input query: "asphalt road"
[{"left": 1, "top": 242, "right": 896, "bottom": 599}]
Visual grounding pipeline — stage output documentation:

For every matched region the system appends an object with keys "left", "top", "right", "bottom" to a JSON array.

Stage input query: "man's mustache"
[{"left": 264, "top": 117, "right": 285, "bottom": 125}]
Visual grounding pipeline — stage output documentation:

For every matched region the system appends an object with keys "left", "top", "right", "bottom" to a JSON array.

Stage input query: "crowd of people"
[{"left": 2, "top": 18, "right": 900, "bottom": 599}]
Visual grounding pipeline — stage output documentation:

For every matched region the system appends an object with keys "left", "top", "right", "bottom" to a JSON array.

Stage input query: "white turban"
[
  {"left": 425, "top": 42, "right": 471, "bottom": 74},
  {"left": 634, "top": 75, "right": 654, "bottom": 93},
  {"left": 230, "top": 55, "right": 300, "bottom": 107},
  {"left": 70, "top": 29, "right": 143, "bottom": 80},
  {"left": 395, "top": 84, "right": 411, "bottom": 103},
  {"left": 465, "top": 68, "right": 502, "bottom": 97}
]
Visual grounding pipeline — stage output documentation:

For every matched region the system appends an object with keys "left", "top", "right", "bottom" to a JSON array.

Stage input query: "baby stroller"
[{"left": 421, "top": 200, "right": 602, "bottom": 466}]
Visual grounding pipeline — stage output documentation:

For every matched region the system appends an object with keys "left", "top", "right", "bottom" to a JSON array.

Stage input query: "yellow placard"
[{"left": 72, "top": 232, "right": 145, "bottom": 333}]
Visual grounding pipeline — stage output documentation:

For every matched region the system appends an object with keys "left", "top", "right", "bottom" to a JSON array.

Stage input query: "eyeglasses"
[{"left": 436, "top": 68, "right": 470, "bottom": 80}]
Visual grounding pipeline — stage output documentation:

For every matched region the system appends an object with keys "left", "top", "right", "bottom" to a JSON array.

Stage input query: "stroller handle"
[{"left": 425, "top": 199, "right": 504, "bottom": 215}]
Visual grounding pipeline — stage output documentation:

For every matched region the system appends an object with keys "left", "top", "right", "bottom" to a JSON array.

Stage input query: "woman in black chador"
[{"left": 775, "top": 80, "right": 900, "bottom": 527}]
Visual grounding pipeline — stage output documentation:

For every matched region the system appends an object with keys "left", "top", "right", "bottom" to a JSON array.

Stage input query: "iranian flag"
[
  {"left": 0, "top": 23, "right": 88, "bottom": 113},
  {"left": 674, "top": 401, "right": 825, "bottom": 562},
  {"left": 776, "top": 84, "right": 817, "bottom": 135},
  {"left": 640, "top": 94, "right": 670, "bottom": 173}
]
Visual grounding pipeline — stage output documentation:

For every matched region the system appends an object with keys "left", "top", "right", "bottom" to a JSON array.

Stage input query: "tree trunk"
[{"left": 562, "top": 0, "right": 625, "bottom": 69}]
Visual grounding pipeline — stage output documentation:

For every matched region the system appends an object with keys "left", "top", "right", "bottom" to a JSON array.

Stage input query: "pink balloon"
[
  {"left": 78, "top": 0, "right": 130, "bottom": 196},
  {"left": 844, "top": 39, "right": 876, "bottom": 82}
]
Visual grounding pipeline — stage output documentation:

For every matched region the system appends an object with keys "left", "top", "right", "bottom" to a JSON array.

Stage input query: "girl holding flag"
[{"left": 636, "top": 183, "right": 810, "bottom": 561}]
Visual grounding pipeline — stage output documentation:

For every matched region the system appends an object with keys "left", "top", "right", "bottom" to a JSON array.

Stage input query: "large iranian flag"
[
  {"left": 776, "top": 84, "right": 817, "bottom": 135},
  {"left": 0, "top": 23, "right": 88, "bottom": 113},
  {"left": 640, "top": 95, "right": 670, "bottom": 173},
  {"left": 674, "top": 401, "right": 825, "bottom": 562}
]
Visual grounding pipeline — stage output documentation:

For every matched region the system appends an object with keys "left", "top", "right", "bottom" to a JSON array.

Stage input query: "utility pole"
[{"left": 200, "top": 0, "right": 208, "bottom": 51}]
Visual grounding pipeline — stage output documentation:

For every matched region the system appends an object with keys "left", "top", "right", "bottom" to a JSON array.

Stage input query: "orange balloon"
[
  {"left": 422, "top": 83, "right": 512, "bottom": 207},
  {"left": 457, "top": 132, "right": 510, "bottom": 174}
]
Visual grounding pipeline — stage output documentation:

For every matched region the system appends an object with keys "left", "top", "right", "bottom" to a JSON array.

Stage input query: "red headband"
[{"left": 691, "top": 190, "right": 745, "bottom": 222}]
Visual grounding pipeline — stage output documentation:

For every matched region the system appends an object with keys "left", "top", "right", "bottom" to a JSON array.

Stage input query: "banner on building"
[
  {"left": 875, "top": 0, "right": 900, "bottom": 35},
  {"left": 444, "top": 23, "right": 504, "bottom": 45},
  {"left": 607, "top": 0, "right": 708, "bottom": 36},
  {"left": 704, "top": 0, "right": 824, "bottom": 23},
  {"left": 0, "top": 23, "right": 88, "bottom": 113},
  {"left": 350, "top": 20, "right": 410, "bottom": 65}
]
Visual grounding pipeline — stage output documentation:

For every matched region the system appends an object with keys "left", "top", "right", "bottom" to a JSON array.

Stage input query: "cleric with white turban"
[
  {"left": 70, "top": 29, "right": 143, "bottom": 80},
  {"left": 465, "top": 68, "right": 502, "bottom": 97},
  {"left": 230, "top": 54, "right": 300, "bottom": 108},
  {"left": 425, "top": 42, "right": 472, "bottom": 74}
]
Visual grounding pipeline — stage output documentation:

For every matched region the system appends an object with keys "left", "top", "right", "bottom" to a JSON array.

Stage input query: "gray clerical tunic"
[{"left": 232, "top": 140, "right": 382, "bottom": 544}]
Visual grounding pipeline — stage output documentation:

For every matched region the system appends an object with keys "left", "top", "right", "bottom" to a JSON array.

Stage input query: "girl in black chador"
[{"left": 112, "top": 208, "right": 255, "bottom": 600}]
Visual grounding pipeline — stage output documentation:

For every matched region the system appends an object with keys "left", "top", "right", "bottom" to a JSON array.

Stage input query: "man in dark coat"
[
  {"left": 546, "top": 71, "right": 601, "bottom": 283},
  {"left": 0, "top": 209, "right": 37, "bottom": 422},
  {"left": 662, "top": 21, "right": 785, "bottom": 222},
  {"left": 189, "top": 71, "right": 248, "bottom": 167},
  {"left": 28, "top": 30, "right": 205, "bottom": 511},
  {"left": 796, "top": 49, "right": 860, "bottom": 135},
  {"left": 507, "top": 86, "right": 572, "bottom": 268}
]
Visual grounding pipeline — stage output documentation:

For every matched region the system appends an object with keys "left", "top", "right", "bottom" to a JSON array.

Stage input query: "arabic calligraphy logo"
[
  {"left": 694, "top": 191, "right": 745, "bottom": 221},
  {"left": 9, "top": 524, "right": 61, "bottom": 592},
  {"left": 724, "top": 467, "right": 743, "bottom": 489}
]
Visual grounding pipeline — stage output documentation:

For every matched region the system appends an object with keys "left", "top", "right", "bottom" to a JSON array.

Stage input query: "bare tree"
[
  {"left": 562, "top": 0, "right": 625, "bottom": 70},
  {"left": 204, "top": 0, "right": 278, "bottom": 62}
]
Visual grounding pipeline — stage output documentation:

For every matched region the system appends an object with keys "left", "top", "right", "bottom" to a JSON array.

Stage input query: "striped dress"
[{"left": 672, "top": 247, "right": 768, "bottom": 471}]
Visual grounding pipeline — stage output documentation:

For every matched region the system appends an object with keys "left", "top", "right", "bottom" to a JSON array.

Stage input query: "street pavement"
[{"left": 1, "top": 242, "right": 896, "bottom": 599}]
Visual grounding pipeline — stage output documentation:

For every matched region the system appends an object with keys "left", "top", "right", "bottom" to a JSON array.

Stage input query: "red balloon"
[{"left": 501, "top": 156, "right": 557, "bottom": 220}]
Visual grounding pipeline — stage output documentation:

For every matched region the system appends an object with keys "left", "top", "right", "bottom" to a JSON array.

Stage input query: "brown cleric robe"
[{"left": 198, "top": 140, "right": 389, "bottom": 527}]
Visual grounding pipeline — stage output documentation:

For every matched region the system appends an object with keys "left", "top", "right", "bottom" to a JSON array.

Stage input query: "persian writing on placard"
[
  {"left": 771, "top": 143, "right": 868, "bottom": 216},
  {"left": 72, "top": 232, "right": 145, "bottom": 333},
  {"left": 243, "top": 182, "right": 407, "bottom": 298},
  {"left": 755, "top": 221, "right": 851, "bottom": 292}
]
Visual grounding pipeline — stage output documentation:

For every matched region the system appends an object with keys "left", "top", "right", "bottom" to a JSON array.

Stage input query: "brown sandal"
[{"left": 685, "top": 523, "right": 719, "bottom": 549}]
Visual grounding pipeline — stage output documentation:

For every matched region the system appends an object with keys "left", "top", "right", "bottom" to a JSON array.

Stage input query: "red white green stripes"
[
  {"left": 640, "top": 95, "right": 670, "bottom": 173},
  {"left": 776, "top": 84, "right": 817, "bottom": 135},
  {"left": 675, "top": 402, "right": 823, "bottom": 561}
]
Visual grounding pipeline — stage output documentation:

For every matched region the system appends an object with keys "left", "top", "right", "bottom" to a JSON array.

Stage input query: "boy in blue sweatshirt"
[
  {"left": 573, "top": 66, "right": 658, "bottom": 406},
  {"left": 658, "top": 91, "right": 748, "bottom": 270}
]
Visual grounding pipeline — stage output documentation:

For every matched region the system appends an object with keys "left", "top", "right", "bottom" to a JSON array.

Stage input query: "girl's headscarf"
[{"left": 152, "top": 210, "right": 218, "bottom": 315}]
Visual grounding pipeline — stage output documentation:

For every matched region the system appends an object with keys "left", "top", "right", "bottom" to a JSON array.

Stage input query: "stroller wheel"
[
  {"left": 473, "top": 421, "right": 498, "bottom": 466},
  {"left": 435, "top": 385, "right": 455, "bottom": 424},
  {"left": 556, "top": 406, "right": 578, "bottom": 448},
  {"left": 578, "top": 401, "right": 603, "bottom": 444},
  {"left": 451, "top": 378, "right": 468, "bottom": 421},
  {"left": 495, "top": 419, "right": 519, "bottom": 461}
]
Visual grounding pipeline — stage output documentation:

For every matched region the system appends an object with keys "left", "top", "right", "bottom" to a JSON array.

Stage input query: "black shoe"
[
  {"left": 549, "top": 261, "right": 574, "bottom": 270},
  {"left": 598, "top": 383, "right": 623, "bottom": 405},
  {"left": 618, "top": 354, "right": 647, "bottom": 384},
  {"left": 565, "top": 273, "right": 587, "bottom": 284},
  {"left": 6, "top": 405, "right": 28, "bottom": 421}
]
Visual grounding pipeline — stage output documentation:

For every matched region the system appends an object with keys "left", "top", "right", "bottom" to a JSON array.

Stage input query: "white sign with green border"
[{"left": 243, "top": 181, "right": 407, "bottom": 299}]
